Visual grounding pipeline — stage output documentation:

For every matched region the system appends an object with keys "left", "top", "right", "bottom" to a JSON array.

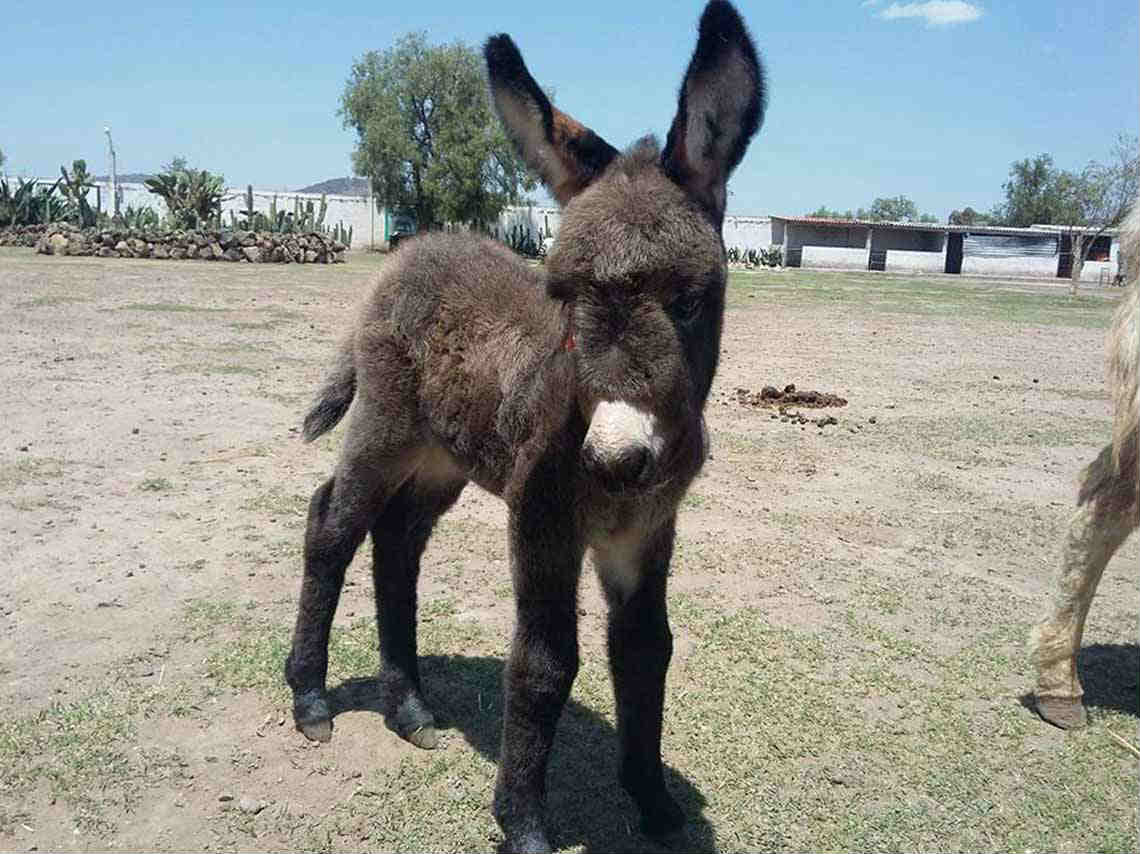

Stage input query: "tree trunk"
[{"left": 1069, "top": 234, "right": 1084, "bottom": 296}]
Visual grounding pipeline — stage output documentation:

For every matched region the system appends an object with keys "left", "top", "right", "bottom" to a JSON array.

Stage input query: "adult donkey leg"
[
  {"left": 372, "top": 476, "right": 465, "bottom": 749},
  {"left": 596, "top": 520, "right": 685, "bottom": 840},
  {"left": 493, "top": 468, "right": 584, "bottom": 854},
  {"left": 1031, "top": 445, "right": 1138, "bottom": 729}
]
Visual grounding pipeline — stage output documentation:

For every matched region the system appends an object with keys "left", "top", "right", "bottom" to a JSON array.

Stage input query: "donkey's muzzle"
[
  {"left": 582, "top": 442, "right": 654, "bottom": 493},
  {"left": 581, "top": 400, "right": 663, "bottom": 493}
]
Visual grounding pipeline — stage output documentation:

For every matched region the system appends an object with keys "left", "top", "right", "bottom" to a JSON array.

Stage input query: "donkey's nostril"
[
  {"left": 614, "top": 445, "right": 652, "bottom": 484},
  {"left": 582, "top": 443, "right": 653, "bottom": 491}
]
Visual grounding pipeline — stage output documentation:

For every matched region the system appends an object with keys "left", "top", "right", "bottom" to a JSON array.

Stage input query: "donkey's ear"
[
  {"left": 485, "top": 35, "right": 619, "bottom": 205},
  {"left": 662, "top": 1, "right": 765, "bottom": 225}
]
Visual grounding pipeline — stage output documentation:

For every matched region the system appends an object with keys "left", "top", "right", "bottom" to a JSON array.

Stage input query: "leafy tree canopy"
[
  {"left": 340, "top": 32, "right": 536, "bottom": 230},
  {"left": 806, "top": 195, "right": 937, "bottom": 223},
  {"left": 993, "top": 136, "right": 1137, "bottom": 230},
  {"left": 948, "top": 206, "right": 996, "bottom": 226}
]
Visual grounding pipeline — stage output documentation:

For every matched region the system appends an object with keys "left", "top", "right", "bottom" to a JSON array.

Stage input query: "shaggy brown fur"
[
  {"left": 283, "top": 4, "right": 765, "bottom": 851},
  {"left": 1030, "top": 202, "right": 1140, "bottom": 729}
]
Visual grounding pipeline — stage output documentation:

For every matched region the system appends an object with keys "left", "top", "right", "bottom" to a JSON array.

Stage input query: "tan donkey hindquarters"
[{"left": 1030, "top": 201, "right": 1140, "bottom": 729}]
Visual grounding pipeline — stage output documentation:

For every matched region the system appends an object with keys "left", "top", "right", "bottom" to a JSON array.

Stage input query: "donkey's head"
[{"left": 486, "top": 1, "right": 764, "bottom": 495}]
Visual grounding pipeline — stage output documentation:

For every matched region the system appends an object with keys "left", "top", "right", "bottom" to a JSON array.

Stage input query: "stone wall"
[{"left": 18, "top": 223, "right": 347, "bottom": 263}]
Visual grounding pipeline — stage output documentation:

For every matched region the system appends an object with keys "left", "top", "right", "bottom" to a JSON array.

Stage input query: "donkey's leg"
[
  {"left": 596, "top": 521, "right": 685, "bottom": 840},
  {"left": 1031, "top": 445, "right": 1138, "bottom": 729},
  {"left": 493, "top": 496, "right": 584, "bottom": 854},
  {"left": 371, "top": 477, "right": 465, "bottom": 750},
  {"left": 285, "top": 415, "right": 413, "bottom": 742}
]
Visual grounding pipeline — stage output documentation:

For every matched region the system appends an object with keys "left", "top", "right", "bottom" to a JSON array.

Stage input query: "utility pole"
[{"left": 104, "top": 126, "right": 118, "bottom": 218}]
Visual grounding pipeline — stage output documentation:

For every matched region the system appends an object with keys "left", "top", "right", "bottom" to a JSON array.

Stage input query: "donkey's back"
[{"left": 303, "top": 232, "right": 570, "bottom": 493}]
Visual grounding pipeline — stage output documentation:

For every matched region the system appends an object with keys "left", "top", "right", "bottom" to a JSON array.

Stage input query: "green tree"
[
  {"left": 948, "top": 206, "right": 995, "bottom": 226},
  {"left": 1058, "top": 134, "right": 1138, "bottom": 291},
  {"left": 867, "top": 195, "right": 919, "bottom": 222},
  {"left": 805, "top": 205, "right": 854, "bottom": 219},
  {"left": 993, "top": 154, "right": 1069, "bottom": 226},
  {"left": 0, "top": 147, "right": 6, "bottom": 172},
  {"left": 340, "top": 32, "right": 536, "bottom": 231}
]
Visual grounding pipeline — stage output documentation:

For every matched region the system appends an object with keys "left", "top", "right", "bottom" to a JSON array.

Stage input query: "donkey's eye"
[{"left": 669, "top": 293, "right": 702, "bottom": 323}]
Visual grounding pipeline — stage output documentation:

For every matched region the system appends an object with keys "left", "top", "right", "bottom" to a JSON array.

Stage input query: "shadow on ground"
[
  {"left": 1078, "top": 643, "right": 1140, "bottom": 718},
  {"left": 1019, "top": 643, "right": 1140, "bottom": 724},
  {"left": 327, "top": 654, "right": 716, "bottom": 854}
]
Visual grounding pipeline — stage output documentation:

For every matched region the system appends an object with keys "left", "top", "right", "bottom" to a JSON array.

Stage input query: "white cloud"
[{"left": 875, "top": 1, "right": 983, "bottom": 27}]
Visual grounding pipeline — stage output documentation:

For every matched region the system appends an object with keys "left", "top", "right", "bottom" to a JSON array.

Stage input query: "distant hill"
[
  {"left": 296, "top": 177, "right": 370, "bottom": 196},
  {"left": 94, "top": 173, "right": 154, "bottom": 184}
]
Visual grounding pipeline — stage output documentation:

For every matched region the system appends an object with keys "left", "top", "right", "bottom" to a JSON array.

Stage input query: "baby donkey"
[{"left": 284, "top": 3, "right": 765, "bottom": 851}]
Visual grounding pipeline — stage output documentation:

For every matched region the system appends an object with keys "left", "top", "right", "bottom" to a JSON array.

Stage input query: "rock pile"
[
  {"left": 0, "top": 224, "right": 49, "bottom": 247},
  {"left": 11, "top": 223, "right": 347, "bottom": 263}
]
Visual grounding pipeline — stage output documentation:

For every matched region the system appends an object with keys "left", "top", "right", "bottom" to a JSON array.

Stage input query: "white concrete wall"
[
  {"left": 1079, "top": 260, "right": 1117, "bottom": 283},
  {"left": 886, "top": 249, "right": 946, "bottom": 273},
  {"left": 87, "top": 182, "right": 385, "bottom": 249},
  {"left": 722, "top": 216, "right": 772, "bottom": 253},
  {"left": 490, "top": 206, "right": 562, "bottom": 243},
  {"left": 800, "top": 246, "right": 868, "bottom": 270},
  {"left": 784, "top": 222, "right": 869, "bottom": 251}
]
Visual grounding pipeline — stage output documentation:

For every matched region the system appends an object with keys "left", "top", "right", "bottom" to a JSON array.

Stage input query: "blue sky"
[{"left": 2, "top": 0, "right": 1135, "bottom": 219}]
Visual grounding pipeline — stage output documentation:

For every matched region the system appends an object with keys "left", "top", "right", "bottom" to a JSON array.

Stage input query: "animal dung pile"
[
  {"left": 731, "top": 383, "right": 848, "bottom": 409},
  {"left": 24, "top": 223, "right": 347, "bottom": 263}
]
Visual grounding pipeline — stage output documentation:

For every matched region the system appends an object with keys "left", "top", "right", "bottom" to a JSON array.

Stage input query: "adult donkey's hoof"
[
  {"left": 1036, "top": 695, "right": 1088, "bottom": 730},
  {"left": 293, "top": 689, "right": 334, "bottom": 742}
]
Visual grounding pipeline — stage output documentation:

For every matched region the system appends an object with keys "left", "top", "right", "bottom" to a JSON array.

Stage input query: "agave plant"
[
  {"left": 121, "top": 204, "right": 160, "bottom": 231},
  {"left": 144, "top": 164, "right": 227, "bottom": 229},
  {"left": 0, "top": 176, "right": 69, "bottom": 227}
]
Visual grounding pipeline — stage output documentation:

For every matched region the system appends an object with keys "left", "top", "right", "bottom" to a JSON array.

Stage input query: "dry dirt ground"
[{"left": 0, "top": 248, "right": 1136, "bottom": 853}]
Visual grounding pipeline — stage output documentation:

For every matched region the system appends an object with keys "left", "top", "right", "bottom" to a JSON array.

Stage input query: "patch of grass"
[
  {"left": 15, "top": 295, "right": 89, "bottom": 308},
  {"left": 728, "top": 270, "right": 1121, "bottom": 328},
  {"left": 118, "top": 302, "right": 226, "bottom": 313},
  {"left": 0, "top": 456, "right": 66, "bottom": 488},
  {"left": 0, "top": 683, "right": 193, "bottom": 837},
  {"left": 242, "top": 487, "right": 309, "bottom": 518},
  {"left": 138, "top": 476, "right": 174, "bottom": 492}
]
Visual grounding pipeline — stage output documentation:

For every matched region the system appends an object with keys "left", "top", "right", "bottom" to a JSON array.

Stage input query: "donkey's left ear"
[
  {"left": 485, "top": 35, "right": 619, "bottom": 205},
  {"left": 662, "top": 1, "right": 766, "bottom": 226}
]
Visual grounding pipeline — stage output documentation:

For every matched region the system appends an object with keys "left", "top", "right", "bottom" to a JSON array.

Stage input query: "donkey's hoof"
[
  {"left": 1036, "top": 695, "right": 1088, "bottom": 730},
  {"left": 498, "top": 830, "right": 552, "bottom": 854},
  {"left": 406, "top": 725, "right": 440, "bottom": 750},
  {"left": 640, "top": 795, "right": 686, "bottom": 842},
  {"left": 293, "top": 689, "right": 333, "bottom": 741},
  {"left": 300, "top": 719, "right": 333, "bottom": 743},
  {"left": 387, "top": 693, "right": 439, "bottom": 749}
]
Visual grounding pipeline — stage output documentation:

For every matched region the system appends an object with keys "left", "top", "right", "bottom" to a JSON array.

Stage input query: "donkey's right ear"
[
  {"left": 485, "top": 35, "right": 618, "bottom": 205},
  {"left": 662, "top": 1, "right": 765, "bottom": 226}
]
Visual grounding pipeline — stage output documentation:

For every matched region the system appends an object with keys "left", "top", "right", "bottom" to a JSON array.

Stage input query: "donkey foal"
[
  {"left": 283, "top": 2, "right": 765, "bottom": 851},
  {"left": 1030, "top": 202, "right": 1140, "bottom": 729}
]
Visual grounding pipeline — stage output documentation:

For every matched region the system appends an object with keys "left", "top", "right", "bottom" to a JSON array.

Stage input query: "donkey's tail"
[{"left": 302, "top": 339, "right": 357, "bottom": 442}]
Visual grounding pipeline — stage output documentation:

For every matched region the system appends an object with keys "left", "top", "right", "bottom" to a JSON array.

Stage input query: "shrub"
[
  {"left": 144, "top": 162, "right": 227, "bottom": 229},
  {"left": 0, "top": 177, "right": 70, "bottom": 227}
]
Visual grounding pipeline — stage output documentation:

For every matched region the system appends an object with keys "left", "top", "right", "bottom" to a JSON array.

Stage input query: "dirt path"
[{"left": 1, "top": 252, "right": 1135, "bottom": 853}]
